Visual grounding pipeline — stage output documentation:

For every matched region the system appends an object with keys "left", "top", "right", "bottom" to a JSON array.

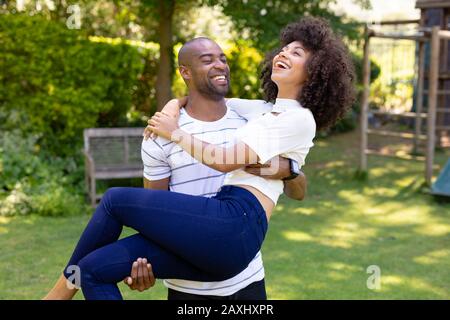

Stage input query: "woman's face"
[{"left": 271, "top": 41, "right": 311, "bottom": 89}]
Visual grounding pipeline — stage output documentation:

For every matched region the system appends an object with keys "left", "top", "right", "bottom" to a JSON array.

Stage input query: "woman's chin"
[{"left": 270, "top": 74, "right": 281, "bottom": 85}]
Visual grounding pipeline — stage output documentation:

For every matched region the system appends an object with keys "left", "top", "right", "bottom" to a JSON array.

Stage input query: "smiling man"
[{"left": 125, "top": 37, "right": 307, "bottom": 300}]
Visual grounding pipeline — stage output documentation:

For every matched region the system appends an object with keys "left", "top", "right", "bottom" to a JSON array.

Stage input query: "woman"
[{"left": 45, "top": 17, "right": 355, "bottom": 300}]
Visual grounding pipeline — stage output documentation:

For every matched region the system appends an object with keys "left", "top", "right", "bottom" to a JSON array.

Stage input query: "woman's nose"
[{"left": 279, "top": 51, "right": 288, "bottom": 59}]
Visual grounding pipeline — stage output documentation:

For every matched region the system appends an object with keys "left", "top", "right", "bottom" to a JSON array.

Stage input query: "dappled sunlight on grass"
[
  {"left": 370, "top": 164, "right": 410, "bottom": 177},
  {"left": 413, "top": 249, "right": 450, "bottom": 265},
  {"left": 380, "top": 275, "right": 403, "bottom": 287},
  {"left": 368, "top": 204, "right": 447, "bottom": 230},
  {"left": 0, "top": 217, "right": 11, "bottom": 235},
  {"left": 264, "top": 130, "right": 450, "bottom": 298},
  {"left": 337, "top": 190, "right": 378, "bottom": 203},
  {"left": 314, "top": 140, "right": 330, "bottom": 148},
  {"left": 291, "top": 207, "right": 316, "bottom": 216},
  {"left": 316, "top": 222, "right": 378, "bottom": 249},
  {"left": 414, "top": 223, "right": 450, "bottom": 237},
  {"left": 0, "top": 216, "right": 11, "bottom": 223},
  {"left": 282, "top": 230, "right": 314, "bottom": 242},
  {"left": 327, "top": 270, "right": 352, "bottom": 281},
  {"left": 273, "top": 204, "right": 285, "bottom": 213},
  {"left": 380, "top": 275, "right": 448, "bottom": 298},
  {"left": 1, "top": 129, "right": 449, "bottom": 299},
  {"left": 0, "top": 216, "right": 11, "bottom": 225},
  {"left": 326, "top": 262, "right": 361, "bottom": 272}
]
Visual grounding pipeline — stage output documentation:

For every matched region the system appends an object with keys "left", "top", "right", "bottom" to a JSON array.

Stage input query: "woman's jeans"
[{"left": 63, "top": 185, "right": 268, "bottom": 300}]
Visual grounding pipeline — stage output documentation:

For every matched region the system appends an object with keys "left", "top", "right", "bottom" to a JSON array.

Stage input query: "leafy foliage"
[
  {"left": 0, "top": 131, "right": 88, "bottom": 217},
  {"left": 0, "top": 13, "right": 143, "bottom": 156},
  {"left": 204, "top": 0, "right": 370, "bottom": 51}
]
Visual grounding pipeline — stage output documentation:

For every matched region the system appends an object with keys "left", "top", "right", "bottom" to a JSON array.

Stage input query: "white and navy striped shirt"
[{"left": 141, "top": 100, "right": 265, "bottom": 296}]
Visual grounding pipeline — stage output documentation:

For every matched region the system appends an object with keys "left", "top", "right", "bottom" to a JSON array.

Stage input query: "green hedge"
[
  {"left": 0, "top": 13, "right": 144, "bottom": 156},
  {"left": 0, "top": 131, "right": 89, "bottom": 217}
]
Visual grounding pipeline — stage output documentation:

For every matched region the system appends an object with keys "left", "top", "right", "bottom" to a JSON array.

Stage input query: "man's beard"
[{"left": 196, "top": 78, "right": 229, "bottom": 101}]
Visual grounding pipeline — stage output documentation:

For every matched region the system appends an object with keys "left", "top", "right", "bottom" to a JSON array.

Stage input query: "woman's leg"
[
  {"left": 75, "top": 233, "right": 235, "bottom": 300},
  {"left": 64, "top": 187, "right": 265, "bottom": 284}
]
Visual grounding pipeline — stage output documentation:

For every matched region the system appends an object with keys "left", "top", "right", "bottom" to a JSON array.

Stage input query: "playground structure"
[{"left": 359, "top": 0, "right": 450, "bottom": 195}]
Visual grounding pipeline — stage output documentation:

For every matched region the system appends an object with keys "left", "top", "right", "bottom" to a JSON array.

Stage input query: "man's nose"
[{"left": 213, "top": 59, "right": 227, "bottom": 70}]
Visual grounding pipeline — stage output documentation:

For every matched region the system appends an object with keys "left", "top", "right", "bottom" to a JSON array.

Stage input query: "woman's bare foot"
[{"left": 42, "top": 274, "right": 78, "bottom": 300}]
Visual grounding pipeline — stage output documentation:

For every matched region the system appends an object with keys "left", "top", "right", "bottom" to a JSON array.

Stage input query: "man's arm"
[
  {"left": 143, "top": 176, "right": 170, "bottom": 190},
  {"left": 283, "top": 171, "right": 306, "bottom": 201}
]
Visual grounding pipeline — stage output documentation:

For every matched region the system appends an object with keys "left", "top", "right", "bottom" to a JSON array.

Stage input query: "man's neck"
[{"left": 184, "top": 92, "right": 227, "bottom": 122}]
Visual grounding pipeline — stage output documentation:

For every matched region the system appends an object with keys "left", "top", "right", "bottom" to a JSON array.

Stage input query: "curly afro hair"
[{"left": 260, "top": 17, "right": 356, "bottom": 131}]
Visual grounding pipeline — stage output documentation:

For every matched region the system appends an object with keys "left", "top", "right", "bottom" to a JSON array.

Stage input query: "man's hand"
[
  {"left": 244, "top": 156, "right": 290, "bottom": 180},
  {"left": 124, "top": 258, "right": 156, "bottom": 292}
]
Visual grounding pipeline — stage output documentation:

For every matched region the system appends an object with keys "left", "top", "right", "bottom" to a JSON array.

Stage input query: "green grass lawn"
[{"left": 1, "top": 129, "right": 449, "bottom": 299}]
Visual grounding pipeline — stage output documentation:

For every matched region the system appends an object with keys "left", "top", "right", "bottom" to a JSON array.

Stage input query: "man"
[{"left": 124, "top": 37, "right": 306, "bottom": 300}]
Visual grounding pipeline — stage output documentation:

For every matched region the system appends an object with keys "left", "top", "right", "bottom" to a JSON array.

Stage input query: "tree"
[
  {"left": 4, "top": 0, "right": 370, "bottom": 111},
  {"left": 154, "top": 0, "right": 175, "bottom": 111},
  {"left": 144, "top": 0, "right": 371, "bottom": 110},
  {"left": 207, "top": 0, "right": 371, "bottom": 51}
]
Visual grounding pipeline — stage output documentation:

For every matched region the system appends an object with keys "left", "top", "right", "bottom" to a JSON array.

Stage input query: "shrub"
[
  {"left": 0, "top": 131, "right": 89, "bottom": 217},
  {"left": 0, "top": 13, "right": 144, "bottom": 157}
]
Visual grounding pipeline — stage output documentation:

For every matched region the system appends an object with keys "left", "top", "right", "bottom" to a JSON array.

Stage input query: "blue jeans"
[{"left": 63, "top": 185, "right": 268, "bottom": 300}]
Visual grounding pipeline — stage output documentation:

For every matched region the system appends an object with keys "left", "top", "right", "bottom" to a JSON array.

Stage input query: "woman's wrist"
[{"left": 170, "top": 128, "right": 189, "bottom": 143}]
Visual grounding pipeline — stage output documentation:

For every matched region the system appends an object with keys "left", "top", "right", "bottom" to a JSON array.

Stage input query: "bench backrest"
[{"left": 84, "top": 128, "right": 144, "bottom": 171}]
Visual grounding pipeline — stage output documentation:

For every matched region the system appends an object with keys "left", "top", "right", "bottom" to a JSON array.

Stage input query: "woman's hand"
[
  {"left": 165, "top": 97, "right": 188, "bottom": 118},
  {"left": 147, "top": 112, "right": 180, "bottom": 141},
  {"left": 143, "top": 97, "right": 188, "bottom": 140}
]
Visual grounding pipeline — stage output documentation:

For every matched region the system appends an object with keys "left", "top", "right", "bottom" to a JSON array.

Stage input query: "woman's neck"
[{"left": 276, "top": 86, "right": 302, "bottom": 100}]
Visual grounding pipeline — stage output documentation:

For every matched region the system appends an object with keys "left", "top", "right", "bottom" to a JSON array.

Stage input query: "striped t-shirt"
[{"left": 141, "top": 100, "right": 265, "bottom": 296}]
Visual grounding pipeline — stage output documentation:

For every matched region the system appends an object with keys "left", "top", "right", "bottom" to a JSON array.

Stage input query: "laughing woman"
[{"left": 44, "top": 17, "right": 355, "bottom": 300}]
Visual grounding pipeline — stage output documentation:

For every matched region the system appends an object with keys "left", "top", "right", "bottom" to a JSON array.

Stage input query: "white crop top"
[{"left": 223, "top": 98, "right": 316, "bottom": 204}]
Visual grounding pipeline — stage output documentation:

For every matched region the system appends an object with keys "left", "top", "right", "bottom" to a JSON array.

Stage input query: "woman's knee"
[
  {"left": 100, "top": 187, "right": 129, "bottom": 216},
  {"left": 77, "top": 255, "right": 103, "bottom": 287},
  {"left": 102, "top": 187, "right": 125, "bottom": 206}
]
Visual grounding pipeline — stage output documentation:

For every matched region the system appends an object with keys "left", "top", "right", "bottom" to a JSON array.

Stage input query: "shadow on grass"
[
  {"left": 0, "top": 130, "right": 449, "bottom": 299},
  {"left": 262, "top": 131, "right": 450, "bottom": 299}
]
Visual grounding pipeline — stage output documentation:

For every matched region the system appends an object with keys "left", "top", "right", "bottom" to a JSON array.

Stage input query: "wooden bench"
[{"left": 83, "top": 128, "right": 144, "bottom": 206}]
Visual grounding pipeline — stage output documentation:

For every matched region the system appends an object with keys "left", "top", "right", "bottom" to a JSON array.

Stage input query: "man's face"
[{"left": 184, "top": 41, "right": 230, "bottom": 100}]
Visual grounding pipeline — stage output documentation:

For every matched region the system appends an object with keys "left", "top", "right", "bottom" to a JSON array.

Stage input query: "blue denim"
[{"left": 63, "top": 185, "right": 268, "bottom": 300}]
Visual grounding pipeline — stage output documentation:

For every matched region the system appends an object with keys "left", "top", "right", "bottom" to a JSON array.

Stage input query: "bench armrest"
[{"left": 83, "top": 149, "right": 95, "bottom": 174}]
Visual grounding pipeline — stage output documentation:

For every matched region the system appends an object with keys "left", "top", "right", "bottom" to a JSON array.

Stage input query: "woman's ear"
[{"left": 179, "top": 66, "right": 191, "bottom": 81}]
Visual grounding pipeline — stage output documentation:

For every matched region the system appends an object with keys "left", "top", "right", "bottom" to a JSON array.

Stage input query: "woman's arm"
[
  {"left": 226, "top": 98, "right": 272, "bottom": 120},
  {"left": 148, "top": 112, "right": 259, "bottom": 172}
]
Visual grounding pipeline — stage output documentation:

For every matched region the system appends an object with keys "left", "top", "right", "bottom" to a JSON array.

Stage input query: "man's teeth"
[{"left": 213, "top": 75, "right": 226, "bottom": 80}]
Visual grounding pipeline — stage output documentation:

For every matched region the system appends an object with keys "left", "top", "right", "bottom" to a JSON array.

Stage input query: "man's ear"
[{"left": 179, "top": 66, "right": 190, "bottom": 81}]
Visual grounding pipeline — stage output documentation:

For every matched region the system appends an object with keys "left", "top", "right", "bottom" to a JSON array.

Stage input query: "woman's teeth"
[
  {"left": 276, "top": 61, "right": 289, "bottom": 69},
  {"left": 213, "top": 75, "right": 226, "bottom": 80}
]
